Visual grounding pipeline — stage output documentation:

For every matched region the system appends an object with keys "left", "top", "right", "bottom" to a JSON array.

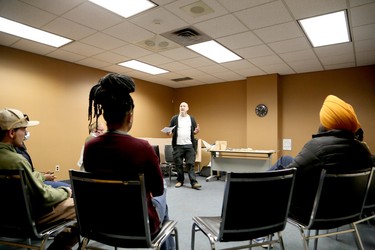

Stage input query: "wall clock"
[{"left": 255, "top": 104, "right": 268, "bottom": 117}]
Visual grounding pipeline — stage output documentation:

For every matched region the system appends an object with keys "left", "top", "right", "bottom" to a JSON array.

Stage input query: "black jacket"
[
  {"left": 169, "top": 115, "right": 198, "bottom": 151},
  {"left": 288, "top": 129, "right": 373, "bottom": 224}
]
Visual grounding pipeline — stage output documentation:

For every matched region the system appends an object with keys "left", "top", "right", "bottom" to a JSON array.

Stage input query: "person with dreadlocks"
[{"left": 83, "top": 73, "right": 175, "bottom": 250}]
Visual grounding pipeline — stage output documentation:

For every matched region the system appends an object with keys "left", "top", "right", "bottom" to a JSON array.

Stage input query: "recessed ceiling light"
[
  {"left": 118, "top": 60, "right": 169, "bottom": 75},
  {"left": 89, "top": 0, "right": 157, "bottom": 18},
  {"left": 187, "top": 40, "right": 242, "bottom": 63},
  {"left": 0, "top": 17, "right": 72, "bottom": 47},
  {"left": 298, "top": 10, "right": 351, "bottom": 47}
]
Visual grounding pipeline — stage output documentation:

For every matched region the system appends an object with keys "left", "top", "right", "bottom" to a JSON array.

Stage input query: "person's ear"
[
  {"left": 127, "top": 112, "right": 133, "bottom": 122},
  {"left": 8, "top": 129, "right": 16, "bottom": 138}
]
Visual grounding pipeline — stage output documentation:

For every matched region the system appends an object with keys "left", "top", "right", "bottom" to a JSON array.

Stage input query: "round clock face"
[{"left": 255, "top": 104, "right": 268, "bottom": 117}]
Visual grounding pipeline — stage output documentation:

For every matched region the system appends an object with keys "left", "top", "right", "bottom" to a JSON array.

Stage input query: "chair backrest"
[
  {"left": 0, "top": 169, "right": 39, "bottom": 239},
  {"left": 164, "top": 145, "right": 174, "bottom": 163},
  {"left": 307, "top": 168, "right": 372, "bottom": 229},
  {"left": 152, "top": 145, "right": 160, "bottom": 163},
  {"left": 363, "top": 167, "right": 375, "bottom": 212},
  {"left": 69, "top": 170, "right": 152, "bottom": 248},
  {"left": 218, "top": 168, "right": 296, "bottom": 242}
]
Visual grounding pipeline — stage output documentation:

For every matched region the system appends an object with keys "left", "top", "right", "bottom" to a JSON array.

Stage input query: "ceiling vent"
[
  {"left": 171, "top": 77, "right": 193, "bottom": 82},
  {"left": 160, "top": 26, "right": 211, "bottom": 47}
]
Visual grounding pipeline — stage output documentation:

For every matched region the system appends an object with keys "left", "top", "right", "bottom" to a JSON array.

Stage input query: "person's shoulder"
[
  {"left": 170, "top": 115, "right": 178, "bottom": 124},
  {"left": 138, "top": 138, "right": 155, "bottom": 150}
]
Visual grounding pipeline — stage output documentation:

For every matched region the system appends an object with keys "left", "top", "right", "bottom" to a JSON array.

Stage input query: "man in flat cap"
[
  {"left": 0, "top": 108, "right": 79, "bottom": 249},
  {"left": 266, "top": 95, "right": 373, "bottom": 225}
]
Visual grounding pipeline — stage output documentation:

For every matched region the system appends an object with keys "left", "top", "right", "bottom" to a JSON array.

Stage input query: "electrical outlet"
[{"left": 55, "top": 165, "right": 60, "bottom": 172}]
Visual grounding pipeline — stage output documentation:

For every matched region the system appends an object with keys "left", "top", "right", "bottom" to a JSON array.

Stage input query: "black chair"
[
  {"left": 152, "top": 145, "right": 161, "bottom": 164},
  {"left": 191, "top": 168, "right": 297, "bottom": 250},
  {"left": 160, "top": 144, "right": 176, "bottom": 185},
  {"left": 353, "top": 167, "right": 375, "bottom": 239},
  {"left": 69, "top": 170, "right": 179, "bottom": 249},
  {"left": 288, "top": 168, "right": 372, "bottom": 250},
  {"left": 0, "top": 169, "right": 76, "bottom": 250}
]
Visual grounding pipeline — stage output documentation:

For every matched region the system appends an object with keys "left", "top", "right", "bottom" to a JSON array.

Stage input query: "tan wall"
[
  {"left": 279, "top": 67, "right": 375, "bottom": 157},
  {"left": 246, "top": 74, "right": 279, "bottom": 162},
  {"left": 173, "top": 81, "right": 248, "bottom": 166},
  {"left": 1, "top": 45, "right": 374, "bottom": 180},
  {"left": 0, "top": 46, "right": 174, "bottom": 179}
]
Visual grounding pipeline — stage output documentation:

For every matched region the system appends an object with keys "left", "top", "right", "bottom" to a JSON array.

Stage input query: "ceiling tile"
[
  {"left": 111, "top": 44, "right": 153, "bottom": 59},
  {"left": 61, "top": 41, "right": 104, "bottom": 57},
  {"left": 279, "top": 49, "right": 318, "bottom": 63},
  {"left": 195, "top": 14, "right": 248, "bottom": 39},
  {"left": 80, "top": 33, "right": 127, "bottom": 50},
  {"left": 47, "top": 49, "right": 86, "bottom": 62},
  {"left": 235, "top": 45, "right": 275, "bottom": 59},
  {"left": 1, "top": 0, "right": 373, "bottom": 88},
  {"left": 350, "top": 2, "right": 375, "bottom": 27},
  {"left": 235, "top": 1, "right": 293, "bottom": 29},
  {"left": 254, "top": 22, "right": 303, "bottom": 43},
  {"left": 268, "top": 37, "right": 311, "bottom": 54},
  {"left": 130, "top": 7, "right": 188, "bottom": 34},
  {"left": 0, "top": 0, "right": 55, "bottom": 27},
  {"left": 62, "top": 2, "right": 123, "bottom": 30},
  {"left": 20, "top": 0, "right": 85, "bottom": 15},
  {"left": 103, "top": 22, "right": 154, "bottom": 44},
  {"left": 217, "top": 31, "right": 263, "bottom": 50},
  {"left": 43, "top": 18, "right": 96, "bottom": 40},
  {"left": 284, "top": 0, "right": 347, "bottom": 19}
]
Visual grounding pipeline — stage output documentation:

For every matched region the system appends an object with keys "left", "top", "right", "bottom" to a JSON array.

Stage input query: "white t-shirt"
[{"left": 177, "top": 115, "right": 192, "bottom": 145}]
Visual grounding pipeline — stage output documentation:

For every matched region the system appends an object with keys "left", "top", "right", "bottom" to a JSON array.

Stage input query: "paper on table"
[
  {"left": 202, "top": 140, "right": 215, "bottom": 151},
  {"left": 161, "top": 125, "right": 176, "bottom": 133}
]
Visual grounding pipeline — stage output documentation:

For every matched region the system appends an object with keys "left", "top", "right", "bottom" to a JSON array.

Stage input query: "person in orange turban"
[{"left": 319, "top": 95, "right": 361, "bottom": 133}]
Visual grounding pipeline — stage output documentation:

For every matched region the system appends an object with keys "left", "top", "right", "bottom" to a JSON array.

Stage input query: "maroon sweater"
[{"left": 83, "top": 131, "right": 164, "bottom": 235}]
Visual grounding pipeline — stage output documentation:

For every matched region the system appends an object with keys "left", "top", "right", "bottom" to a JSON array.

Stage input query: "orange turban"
[{"left": 319, "top": 95, "right": 360, "bottom": 133}]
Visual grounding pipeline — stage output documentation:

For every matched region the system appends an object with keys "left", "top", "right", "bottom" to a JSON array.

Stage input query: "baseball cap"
[{"left": 0, "top": 108, "right": 40, "bottom": 131}]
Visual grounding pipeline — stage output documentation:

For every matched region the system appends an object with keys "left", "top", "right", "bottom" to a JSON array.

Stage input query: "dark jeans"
[
  {"left": 268, "top": 155, "right": 294, "bottom": 171},
  {"left": 44, "top": 180, "right": 71, "bottom": 188},
  {"left": 172, "top": 145, "right": 198, "bottom": 185},
  {"left": 153, "top": 184, "right": 175, "bottom": 250}
]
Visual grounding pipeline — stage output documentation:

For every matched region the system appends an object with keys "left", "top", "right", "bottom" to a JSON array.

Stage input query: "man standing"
[{"left": 168, "top": 102, "right": 201, "bottom": 189}]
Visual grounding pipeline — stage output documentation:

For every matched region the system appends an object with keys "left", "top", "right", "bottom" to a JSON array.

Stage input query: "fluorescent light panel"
[
  {"left": 298, "top": 10, "right": 350, "bottom": 47},
  {"left": 89, "top": 0, "right": 157, "bottom": 18},
  {"left": 119, "top": 60, "right": 169, "bottom": 75},
  {"left": 0, "top": 17, "right": 72, "bottom": 47},
  {"left": 187, "top": 40, "right": 242, "bottom": 63}
]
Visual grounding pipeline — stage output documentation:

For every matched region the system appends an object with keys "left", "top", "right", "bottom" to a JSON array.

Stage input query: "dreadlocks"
[{"left": 88, "top": 73, "right": 135, "bottom": 130}]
